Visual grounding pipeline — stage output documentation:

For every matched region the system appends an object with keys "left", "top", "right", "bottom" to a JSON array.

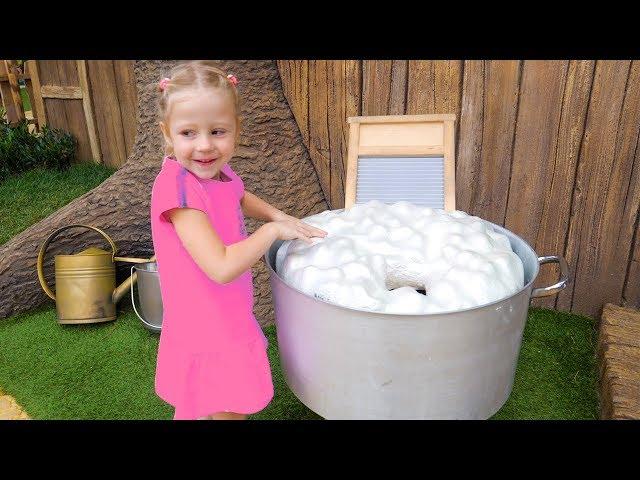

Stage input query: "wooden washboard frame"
[{"left": 344, "top": 114, "right": 456, "bottom": 210}]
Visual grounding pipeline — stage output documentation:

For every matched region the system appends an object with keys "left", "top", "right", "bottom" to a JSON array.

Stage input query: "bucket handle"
[
  {"left": 130, "top": 265, "right": 161, "bottom": 332},
  {"left": 531, "top": 255, "right": 569, "bottom": 298},
  {"left": 37, "top": 224, "right": 118, "bottom": 301}
]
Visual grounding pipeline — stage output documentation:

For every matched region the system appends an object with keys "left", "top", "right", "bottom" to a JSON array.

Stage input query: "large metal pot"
[{"left": 265, "top": 216, "right": 569, "bottom": 419}]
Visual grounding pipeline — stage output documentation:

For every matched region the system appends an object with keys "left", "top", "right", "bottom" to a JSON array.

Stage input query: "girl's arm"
[
  {"left": 241, "top": 191, "right": 323, "bottom": 235},
  {"left": 240, "top": 191, "right": 287, "bottom": 222},
  {"left": 165, "top": 208, "right": 326, "bottom": 284}
]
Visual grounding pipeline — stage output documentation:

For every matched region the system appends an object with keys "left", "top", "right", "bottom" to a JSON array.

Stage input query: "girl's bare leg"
[{"left": 198, "top": 412, "right": 247, "bottom": 420}]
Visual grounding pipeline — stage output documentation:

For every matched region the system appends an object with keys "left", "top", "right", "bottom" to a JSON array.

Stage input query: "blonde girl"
[{"left": 150, "top": 61, "right": 326, "bottom": 420}]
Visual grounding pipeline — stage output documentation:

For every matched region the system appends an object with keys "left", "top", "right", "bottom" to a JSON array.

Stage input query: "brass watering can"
[{"left": 37, "top": 224, "right": 152, "bottom": 324}]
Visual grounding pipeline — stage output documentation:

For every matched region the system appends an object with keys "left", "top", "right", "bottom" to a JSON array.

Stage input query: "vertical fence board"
[
  {"left": 87, "top": 60, "right": 127, "bottom": 168},
  {"left": 456, "top": 60, "right": 485, "bottom": 214},
  {"left": 532, "top": 61, "right": 596, "bottom": 309},
  {"left": 406, "top": 60, "right": 435, "bottom": 114},
  {"left": 308, "top": 60, "right": 331, "bottom": 204},
  {"left": 505, "top": 61, "right": 569, "bottom": 244},
  {"left": 362, "top": 61, "right": 393, "bottom": 116},
  {"left": 113, "top": 60, "right": 138, "bottom": 159},
  {"left": 472, "top": 60, "right": 521, "bottom": 225},
  {"left": 558, "top": 60, "right": 631, "bottom": 317},
  {"left": 389, "top": 60, "right": 407, "bottom": 115}
]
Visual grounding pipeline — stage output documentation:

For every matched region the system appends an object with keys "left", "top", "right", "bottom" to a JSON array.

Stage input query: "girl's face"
[{"left": 160, "top": 88, "right": 238, "bottom": 180}]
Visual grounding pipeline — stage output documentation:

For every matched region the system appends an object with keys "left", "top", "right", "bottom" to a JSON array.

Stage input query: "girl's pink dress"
[{"left": 150, "top": 157, "right": 273, "bottom": 419}]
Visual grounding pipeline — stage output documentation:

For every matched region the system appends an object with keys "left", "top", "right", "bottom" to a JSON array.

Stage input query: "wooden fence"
[
  {"left": 278, "top": 60, "right": 640, "bottom": 320},
  {"left": 0, "top": 60, "right": 38, "bottom": 128},
  {"left": 4, "top": 59, "right": 638, "bottom": 319},
  {"left": 0, "top": 60, "right": 137, "bottom": 168}
]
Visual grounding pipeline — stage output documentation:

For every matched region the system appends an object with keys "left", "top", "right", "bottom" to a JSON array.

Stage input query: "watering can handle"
[
  {"left": 36, "top": 224, "right": 118, "bottom": 301},
  {"left": 130, "top": 265, "right": 161, "bottom": 331}
]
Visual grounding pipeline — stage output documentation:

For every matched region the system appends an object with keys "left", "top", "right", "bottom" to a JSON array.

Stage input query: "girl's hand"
[{"left": 271, "top": 216, "right": 327, "bottom": 244}]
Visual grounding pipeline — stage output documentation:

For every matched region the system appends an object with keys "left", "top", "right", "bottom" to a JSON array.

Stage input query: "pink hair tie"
[
  {"left": 227, "top": 74, "right": 238, "bottom": 87},
  {"left": 158, "top": 77, "right": 170, "bottom": 92}
]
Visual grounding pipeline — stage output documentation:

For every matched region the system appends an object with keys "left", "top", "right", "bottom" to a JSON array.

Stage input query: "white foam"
[{"left": 276, "top": 201, "right": 525, "bottom": 314}]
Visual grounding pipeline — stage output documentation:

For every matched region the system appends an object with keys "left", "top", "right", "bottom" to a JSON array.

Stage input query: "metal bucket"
[
  {"left": 131, "top": 262, "right": 163, "bottom": 333},
  {"left": 265, "top": 216, "right": 569, "bottom": 419}
]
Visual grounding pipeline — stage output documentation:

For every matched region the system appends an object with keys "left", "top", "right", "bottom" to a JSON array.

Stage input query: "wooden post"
[
  {"left": 76, "top": 60, "right": 102, "bottom": 164},
  {"left": 443, "top": 118, "right": 456, "bottom": 211},
  {"left": 26, "top": 60, "right": 47, "bottom": 129},
  {"left": 3, "top": 61, "right": 24, "bottom": 122}
]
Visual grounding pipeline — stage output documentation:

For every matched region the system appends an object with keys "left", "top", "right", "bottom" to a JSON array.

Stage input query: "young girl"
[{"left": 150, "top": 61, "right": 327, "bottom": 420}]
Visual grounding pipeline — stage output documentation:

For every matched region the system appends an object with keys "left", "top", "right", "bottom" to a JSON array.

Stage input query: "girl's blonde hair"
[{"left": 157, "top": 61, "right": 241, "bottom": 155}]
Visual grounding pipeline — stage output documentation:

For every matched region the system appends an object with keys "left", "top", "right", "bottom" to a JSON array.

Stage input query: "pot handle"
[{"left": 531, "top": 255, "right": 569, "bottom": 298}]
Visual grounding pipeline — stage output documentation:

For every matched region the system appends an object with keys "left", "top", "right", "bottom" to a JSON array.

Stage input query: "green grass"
[
  {"left": 20, "top": 85, "right": 32, "bottom": 112},
  {"left": 491, "top": 308, "right": 598, "bottom": 419},
  {"left": 0, "top": 305, "right": 597, "bottom": 420},
  {"left": 0, "top": 165, "right": 599, "bottom": 419},
  {"left": 0, "top": 164, "right": 115, "bottom": 245}
]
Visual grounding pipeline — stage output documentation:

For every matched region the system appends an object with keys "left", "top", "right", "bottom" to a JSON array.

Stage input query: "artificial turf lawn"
[
  {"left": 0, "top": 164, "right": 115, "bottom": 245},
  {"left": 0, "top": 305, "right": 597, "bottom": 420}
]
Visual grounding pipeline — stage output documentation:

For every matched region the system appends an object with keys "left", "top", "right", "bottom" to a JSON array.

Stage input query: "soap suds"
[{"left": 276, "top": 201, "right": 524, "bottom": 314}]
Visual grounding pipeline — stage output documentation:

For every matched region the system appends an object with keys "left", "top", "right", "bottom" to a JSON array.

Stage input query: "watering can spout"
[{"left": 112, "top": 255, "right": 157, "bottom": 304}]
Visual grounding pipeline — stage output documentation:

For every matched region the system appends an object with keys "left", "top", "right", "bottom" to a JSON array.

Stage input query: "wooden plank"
[
  {"left": 456, "top": 60, "right": 485, "bottom": 214},
  {"left": 39, "top": 62, "right": 68, "bottom": 132},
  {"left": 327, "top": 61, "right": 358, "bottom": 209},
  {"left": 308, "top": 60, "right": 331, "bottom": 205},
  {"left": 0, "top": 83, "right": 17, "bottom": 121},
  {"left": 66, "top": 98, "right": 94, "bottom": 164},
  {"left": 53, "top": 61, "right": 91, "bottom": 164},
  {"left": 471, "top": 60, "right": 522, "bottom": 225},
  {"left": 443, "top": 119, "right": 456, "bottom": 211},
  {"left": 113, "top": 60, "right": 138, "bottom": 160},
  {"left": 584, "top": 60, "right": 640, "bottom": 313},
  {"left": 362, "top": 61, "right": 392, "bottom": 116},
  {"left": 505, "top": 61, "right": 568, "bottom": 244},
  {"left": 558, "top": 60, "right": 632, "bottom": 317},
  {"left": 624, "top": 219, "right": 640, "bottom": 308},
  {"left": 44, "top": 98, "right": 70, "bottom": 132},
  {"left": 521, "top": 61, "right": 596, "bottom": 309},
  {"left": 434, "top": 60, "right": 463, "bottom": 116},
  {"left": 598, "top": 303, "right": 640, "bottom": 419},
  {"left": 406, "top": 60, "right": 434, "bottom": 114},
  {"left": 3, "top": 61, "right": 25, "bottom": 122},
  {"left": 620, "top": 69, "right": 640, "bottom": 311},
  {"left": 56, "top": 60, "right": 80, "bottom": 86},
  {"left": 37, "top": 60, "right": 61, "bottom": 85},
  {"left": 348, "top": 114, "right": 456, "bottom": 123},
  {"left": 25, "top": 61, "right": 46, "bottom": 127},
  {"left": 76, "top": 60, "right": 102, "bottom": 164},
  {"left": 358, "top": 121, "right": 443, "bottom": 147},
  {"left": 277, "top": 60, "right": 309, "bottom": 148},
  {"left": 345, "top": 61, "right": 362, "bottom": 127},
  {"left": 0, "top": 62, "right": 21, "bottom": 122},
  {"left": 90, "top": 60, "right": 124, "bottom": 167},
  {"left": 504, "top": 61, "right": 568, "bottom": 309},
  {"left": 0, "top": 73, "right": 30, "bottom": 81},
  {"left": 40, "top": 85, "right": 83, "bottom": 99},
  {"left": 358, "top": 146, "right": 443, "bottom": 156},
  {"left": 389, "top": 60, "right": 407, "bottom": 115},
  {"left": 344, "top": 122, "right": 360, "bottom": 209},
  {"left": 342, "top": 60, "right": 362, "bottom": 205}
]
